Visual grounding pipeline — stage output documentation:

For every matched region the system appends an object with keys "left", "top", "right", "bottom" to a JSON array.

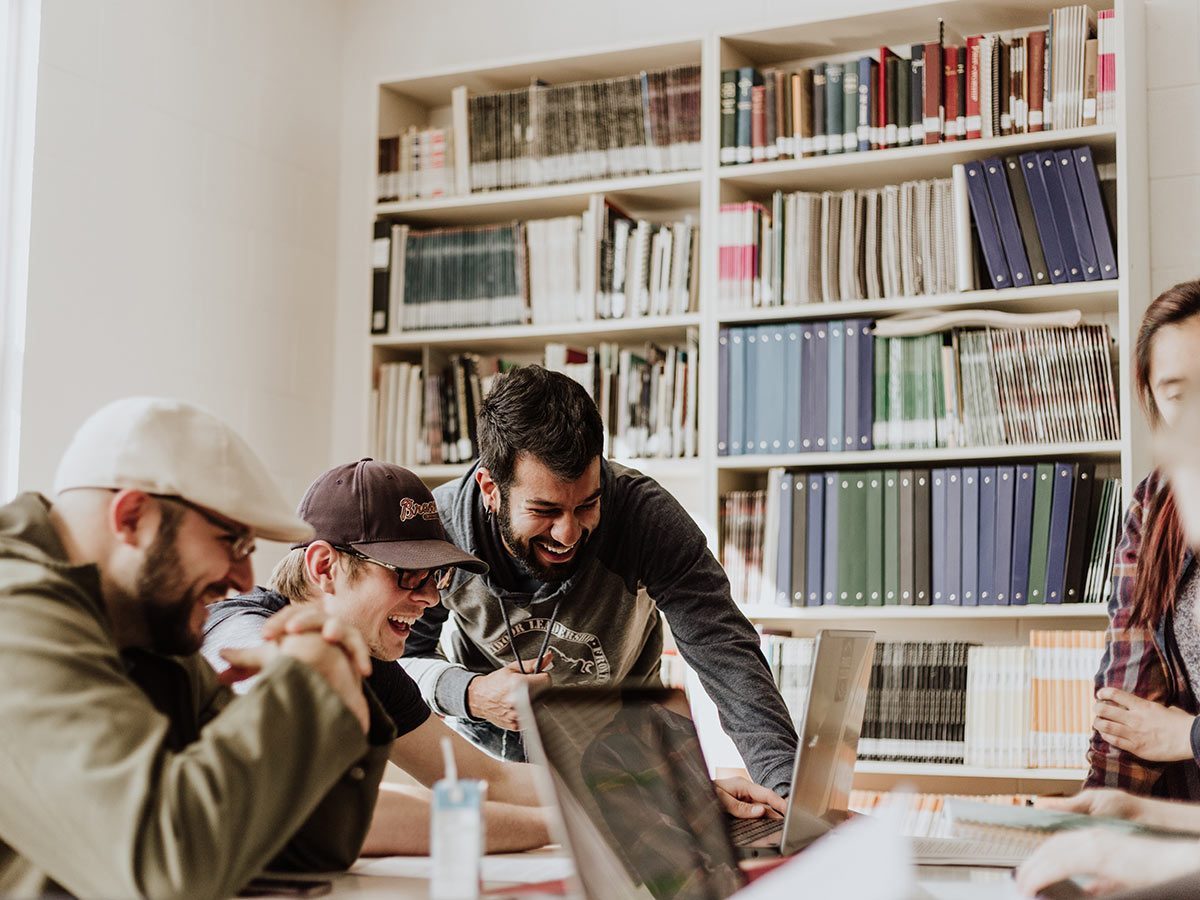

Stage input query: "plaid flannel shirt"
[{"left": 1086, "top": 470, "right": 1200, "bottom": 799}]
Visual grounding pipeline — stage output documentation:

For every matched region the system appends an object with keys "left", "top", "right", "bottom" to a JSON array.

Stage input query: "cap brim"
[
  {"left": 255, "top": 515, "right": 315, "bottom": 545},
  {"left": 351, "top": 538, "right": 489, "bottom": 575}
]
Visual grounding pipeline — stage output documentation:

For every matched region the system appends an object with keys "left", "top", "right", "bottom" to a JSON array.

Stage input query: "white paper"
[{"left": 351, "top": 854, "right": 574, "bottom": 885}]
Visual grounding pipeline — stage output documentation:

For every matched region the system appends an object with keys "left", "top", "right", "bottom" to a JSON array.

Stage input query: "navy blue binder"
[
  {"left": 1044, "top": 462, "right": 1077, "bottom": 603},
  {"left": 932, "top": 468, "right": 949, "bottom": 604},
  {"left": 963, "top": 160, "right": 1013, "bottom": 289},
  {"left": 828, "top": 321, "right": 847, "bottom": 452},
  {"left": 978, "top": 467, "right": 997, "bottom": 605},
  {"left": 945, "top": 468, "right": 962, "bottom": 605},
  {"left": 729, "top": 327, "right": 746, "bottom": 454},
  {"left": 718, "top": 327, "right": 731, "bottom": 456},
  {"left": 960, "top": 466, "right": 980, "bottom": 606},
  {"left": 1009, "top": 465, "right": 1036, "bottom": 605},
  {"left": 1036, "top": 150, "right": 1085, "bottom": 282},
  {"left": 982, "top": 157, "right": 1033, "bottom": 288},
  {"left": 857, "top": 321, "right": 875, "bottom": 451},
  {"left": 744, "top": 329, "right": 760, "bottom": 453},
  {"left": 1072, "top": 147, "right": 1119, "bottom": 281},
  {"left": 775, "top": 472, "right": 794, "bottom": 606},
  {"left": 806, "top": 472, "right": 825, "bottom": 605},
  {"left": 857, "top": 57, "right": 875, "bottom": 152},
  {"left": 759, "top": 325, "right": 785, "bottom": 453},
  {"left": 822, "top": 472, "right": 840, "bottom": 604},
  {"left": 993, "top": 466, "right": 1016, "bottom": 605},
  {"left": 1054, "top": 149, "right": 1101, "bottom": 281},
  {"left": 1018, "top": 152, "right": 1070, "bottom": 284},
  {"left": 784, "top": 324, "right": 803, "bottom": 453}
]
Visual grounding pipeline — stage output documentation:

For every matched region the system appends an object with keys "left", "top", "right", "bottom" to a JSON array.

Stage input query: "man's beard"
[
  {"left": 135, "top": 519, "right": 215, "bottom": 656},
  {"left": 497, "top": 496, "right": 590, "bottom": 583}
]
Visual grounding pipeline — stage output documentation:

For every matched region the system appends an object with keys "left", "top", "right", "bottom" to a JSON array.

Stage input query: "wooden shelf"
[
  {"left": 739, "top": 604, "right": 1108, "bottom": 622},
  {"left": 717, "top": 282, "right": 1120, "bottom": 325},
  {"left": 855, "top": 761, "right": 1086, "bottom": 782},
  {"left": 373, "top": 314, "right": 701, "bottom": 353},
  {"left": 413, "top": 457, "right": 703, "bottom": 483},
  {"left": 717, "top": 442, "right": 1122, "bottom": 471},
  {"left": 376, "top": 171, "right": 702, "bottom": 226},
  {"left": 719, "top": 126, "right": 1116, "bottom": 194}
]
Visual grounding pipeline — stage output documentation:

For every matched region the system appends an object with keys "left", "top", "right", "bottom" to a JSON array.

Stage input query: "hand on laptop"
[
  {"left": 468, "top": 653, "right": 553, "bottom": 730},
  {"left": 713, "top": 776, "right": 787, "bottom": 819},
  {"left": 1015, "top": 828, "right": 1200, "bottom": 897}
]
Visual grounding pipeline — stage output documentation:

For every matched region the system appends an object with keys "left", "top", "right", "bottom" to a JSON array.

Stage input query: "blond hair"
[{"left": 269, "top": 546, "right": 367, "bottom": 604}]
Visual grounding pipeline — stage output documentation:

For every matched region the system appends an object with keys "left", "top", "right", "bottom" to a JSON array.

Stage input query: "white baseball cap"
[{"left": 53, "top": 397, "right": 313, "bottom": 543}]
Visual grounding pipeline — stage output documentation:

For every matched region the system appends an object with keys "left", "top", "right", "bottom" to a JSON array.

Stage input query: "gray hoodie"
[{"left": 400, "top": 459, "right": 798, "bottom": 793}]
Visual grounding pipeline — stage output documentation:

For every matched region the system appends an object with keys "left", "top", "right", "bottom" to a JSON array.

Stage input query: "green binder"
[
  {"left": 1027, "top": 463, "right": 1055, "bottom": 603},
  {"left": 866, "top": 470, "right": 885, "bottom": 605}
]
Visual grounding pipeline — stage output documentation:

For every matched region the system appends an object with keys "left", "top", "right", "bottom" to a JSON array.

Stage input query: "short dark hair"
[{"left": 478, "top": 365, "right": 604, "bottom": 489}]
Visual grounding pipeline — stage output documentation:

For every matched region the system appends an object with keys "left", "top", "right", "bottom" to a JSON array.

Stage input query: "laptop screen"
[{"left": 524, "top": 686, "right": 746, "bottom": 900}]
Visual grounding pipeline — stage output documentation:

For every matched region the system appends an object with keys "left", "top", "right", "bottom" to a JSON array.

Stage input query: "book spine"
[{"left": 966, "top": 37, "right": 982, "bottom": 139}]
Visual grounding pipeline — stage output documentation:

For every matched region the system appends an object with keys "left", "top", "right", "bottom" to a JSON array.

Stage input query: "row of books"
[
  {"left": 964, "top": 149, "right": 1117, "bottom": 290},
  {"left": 370, "top": 203, "right": 698, "bottom": 333},
  {"left": 717, "top": 178, "right": 961, "bottom": 310},
  {"left": 454, "top": 65, "right": 702, "bottom": 194},
  {"left": 720, "top": 5, "right": 1114, "bottom": 166},
  {"left": 717, "top": 318, "right": 1119, "bottom": 456},
  {"left": 965, "top": 634, "right": 1105, "bottom": 770},
  {"left": 721, "top": 462, "right": 1122, "bottom": 609},
  {"left": 377, "top": 126, "right": 454, "bottom": 203},
  {"left": 849, "top": 792, "right": 1030, "bottom": 839},
  {"left": 545, "top": 337, "right": 699, "bottom": 460}
]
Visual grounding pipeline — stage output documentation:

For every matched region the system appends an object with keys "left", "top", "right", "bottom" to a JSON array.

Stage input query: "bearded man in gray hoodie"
[{"left": 400, "top": 366, "right": 798, "bottom": 796}]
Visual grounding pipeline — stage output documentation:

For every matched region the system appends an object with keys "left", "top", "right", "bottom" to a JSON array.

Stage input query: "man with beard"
[
  {"left": 0, "top": 398, "right": 394, "bottom": 899},
  {"left": 401, "top": 366, "right": 800, "bottom": 797}
]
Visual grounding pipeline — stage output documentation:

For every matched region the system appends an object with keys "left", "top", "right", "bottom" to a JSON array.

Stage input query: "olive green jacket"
[{"left": 0, "top": 494, "right": 395, "bottom": 899}]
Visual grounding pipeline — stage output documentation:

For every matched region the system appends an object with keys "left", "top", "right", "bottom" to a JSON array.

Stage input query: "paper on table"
[
  {"left": 351, "top": 854, "right": 574, "bottom": 884},
  {"left": 734, "top": 803, "right": 914, "bottom": 900}
]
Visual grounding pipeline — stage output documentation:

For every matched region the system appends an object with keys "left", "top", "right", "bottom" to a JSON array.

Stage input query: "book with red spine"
[
  {"left": 1028, "top": 30, "right": 1046, "bottom": 133},
  {"left": 943, "top": 46, "right": 959, "bottom": 140},
  {"left": 965, "top": 36, "right": 982, "bottom": 139},
  {"left": 877, "top": 46, "right": 898, "bottom": 148},
  {"left": 955, "top": 45, "right": 967, "bottom": 140},
  {"left": 922, "top": 41, "right": 943, "bottom": 144}
]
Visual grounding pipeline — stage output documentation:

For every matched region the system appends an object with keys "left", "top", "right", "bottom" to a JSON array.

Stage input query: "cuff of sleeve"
[
  {"left": 433, "top": 665, "right": 479, "bottom": 719},
  {"left": 1190, "top": 715, "right": 1200, "bottom": 764}
]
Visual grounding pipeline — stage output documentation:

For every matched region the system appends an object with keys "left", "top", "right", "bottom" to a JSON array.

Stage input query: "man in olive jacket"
[{"left": 0, "top": 398, "right": 395, "bottom": 899}]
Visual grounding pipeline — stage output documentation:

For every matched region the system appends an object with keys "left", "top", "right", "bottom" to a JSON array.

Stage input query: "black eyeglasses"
[
  {"left": 334, "top": 546, "right": 454, "bottom": 591},
  {"left": 154, "top": 494, "right": 256, "bottom": 560}
]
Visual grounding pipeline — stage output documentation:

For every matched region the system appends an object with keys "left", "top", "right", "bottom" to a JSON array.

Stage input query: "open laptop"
[{"left": 519, "top": 629, "right": 876, "bottom": 871}]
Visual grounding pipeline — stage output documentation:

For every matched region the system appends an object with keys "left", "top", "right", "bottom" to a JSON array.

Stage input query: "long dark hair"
[{"left": 1130, "top": 279, "right": 1200, "bottom": 628}]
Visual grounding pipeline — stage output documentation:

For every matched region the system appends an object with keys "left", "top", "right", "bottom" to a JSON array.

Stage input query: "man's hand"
[
  {"left": 466, "top": 653, "right": 553, "bottom": 731},
  {"left": 1094, "top": 687, "right": 1196, "bottom": 762},
  {"left": 1035, "top": 789, "right": 1150, "bottom": 823},
  {"left": 713, "top": 776, "right": 787, "bottom": 819},
  {"left": 1016, "top": 829, "right": 1200, "bottom": 897},
  {"left": 220, "top": 607, "right": 372, "bottom": 734}
]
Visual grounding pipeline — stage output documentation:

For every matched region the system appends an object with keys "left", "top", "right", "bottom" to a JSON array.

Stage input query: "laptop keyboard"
[{"left": 728, "top": 816, "right": 785, "bottom": 845}]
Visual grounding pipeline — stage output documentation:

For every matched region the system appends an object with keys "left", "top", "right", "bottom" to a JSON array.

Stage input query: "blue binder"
[
  {"left": 1009, "top": 465, "right": 1036, "bottom": 605},
  {"left": 1044, "top": 462, "right": 1077, "bottom": 603},
  {"left": 963, "top": 160, "right": 1013, "bottom": 289},
  {"left": 978, "top": 466, "right": 997, "bottom": 605},
  {"left": 1018, "top": 152, "right": 1070, "bottom": 284},
  {"left": 811, "top": 323, "right": 830, "bottom": 451},
  {"left": 960, "top": 466, "right": 980, "bottom": 606},
  {"left": 784, "top": 324, "right": 803, "bottom": 452},
  {"left": 828, "top": 321, "right": 847, "bottom": 453},
  {"left": 842, "top": 320, "right": 858, "bottom": 454},
  {"left": 1054, "top": 149, "right": 1101, "bottom": 281},
  {"left": 1072, "top": 147, "right": 1119, "bottom": 280},
  {"left": 775, "top": 472, "right": 794, "bottom": 606},
  {"left": 806, "top": 472, "right": 825, "bottom": 605},
  {"left": 992, "top": 466, "right": 1015, "bottom": 605},
  {"left": 758, "top": 325, "right": 785, "bottom": 453},
  {"left": 718, "top": 327, "right": 731, "bottom": 456},
  {"left": 822, "top": 472, "right": 840, "bottom": 604},
  {"left": 799, "top": 324, "right": 816, "bottom": 452},
  {"left": 1036, "top": 151, "right": 1086, "bottom": 282},
  {"left": 744, "top": 329, "right": 760, "bottom": 453},
  {"left": 857, "top": 321, "right": 875, "bottom": 451},
  {"left": 728, "top": 327, "right": 746, "bottom": 455},
  {"left": 932, "top": 468, "right": 949, "bottom": 604},
  {"left": 945, "top": 468, "right": 962, "bottom": 605},
  {"left": 982, "top": 156, "right": 1033, "bottom": 288}
]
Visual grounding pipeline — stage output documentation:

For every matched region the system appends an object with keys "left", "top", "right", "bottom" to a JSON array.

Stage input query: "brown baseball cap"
[{"left": 294, "top": 459, "right": 487, "bottom": 574}]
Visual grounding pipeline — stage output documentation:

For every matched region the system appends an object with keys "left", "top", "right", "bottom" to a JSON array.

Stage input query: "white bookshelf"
[{"left": 364, "top": 0, "right": 1149, "bottom": 794}]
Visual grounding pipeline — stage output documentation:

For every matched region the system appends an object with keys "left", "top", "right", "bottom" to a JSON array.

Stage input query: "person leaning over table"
[
  {"left": 203, "top": 459, "right": 556, "bottom": 854},
  {"left": 0, "top": 398, "right": 394, "bottom": 900},
  {"left": 400, "top": 364, "right": 798, "bottom": 803}
]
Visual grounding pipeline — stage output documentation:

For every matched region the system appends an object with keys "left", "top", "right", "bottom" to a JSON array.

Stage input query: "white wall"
[{"left": 21, "top": 0, "right": 346, "bottom": 554}]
